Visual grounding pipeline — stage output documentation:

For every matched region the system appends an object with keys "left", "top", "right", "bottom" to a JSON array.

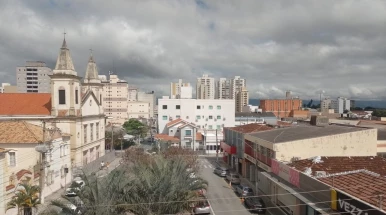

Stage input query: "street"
[{"left": 198, "top": 156, "right": 260, "bottom": 215}]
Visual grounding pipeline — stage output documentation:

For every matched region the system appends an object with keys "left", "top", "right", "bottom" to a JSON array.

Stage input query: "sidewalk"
[
  {"left": 37, "top": 157, "right": 122, "bottom": 213},
  {"left": 216, "top": 159, "right": 286, "bottom": 215}
]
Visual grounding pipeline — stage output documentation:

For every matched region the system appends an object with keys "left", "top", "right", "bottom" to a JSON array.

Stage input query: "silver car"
[
  {"left": 226, "top": 172, "right": 241, "bottom": 185},
  {"left": 193, "top": 198, "right": 211, "bottom": 214},
  {"left": 236, "top": 185, "right": 254, "bottom": 197},
  {"left": 213, "top": 167, "right": 229, "bottom": 177}
]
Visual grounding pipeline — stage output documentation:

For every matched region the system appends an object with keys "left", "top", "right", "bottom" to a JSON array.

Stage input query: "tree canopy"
[
  {"left": 7, "top": 183, "right": 40, "bottom": 215},
  {"left": 372, "top": 109, "right": 386, "bottom": 117},
  {"left": 123, "top": 119, "right": 148, "bottom": 138}
]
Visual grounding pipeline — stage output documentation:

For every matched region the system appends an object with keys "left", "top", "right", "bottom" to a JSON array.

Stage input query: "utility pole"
[
  {"left": 111, "top": 124, "right": 114, "bottom": 151},
  {"left": 35, "top": 121, "right": 49, "bottom": 204},
  {"left": 216, "top": 129, "right": 219, "bottom": 162}
]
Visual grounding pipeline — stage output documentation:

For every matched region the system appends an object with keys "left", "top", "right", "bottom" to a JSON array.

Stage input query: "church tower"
[
  {"left": 82, "top": 50, "right": 103, "bottom": 105},
  {"left": 50, "top": 36, "right": 82, "bottom": 117}
]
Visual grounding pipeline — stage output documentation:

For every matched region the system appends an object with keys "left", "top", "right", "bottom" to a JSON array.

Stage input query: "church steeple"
[
  {"left": 84, "top": 49, "right": 101, "bottom": 83},
  {"left": 53, "top": 32, "right": 77, "bottom": 76}
]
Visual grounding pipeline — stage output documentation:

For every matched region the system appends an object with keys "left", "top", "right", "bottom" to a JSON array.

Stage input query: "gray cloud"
[{"left": 1, "top": 0, "right": 386, "bottom": 100}]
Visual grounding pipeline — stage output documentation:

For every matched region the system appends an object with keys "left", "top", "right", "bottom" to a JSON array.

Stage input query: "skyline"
[{"left": 1, "top": 0, "right": 386, "bottom": 100}]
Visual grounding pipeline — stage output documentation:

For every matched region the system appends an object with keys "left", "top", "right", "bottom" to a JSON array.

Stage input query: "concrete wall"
[{"left": 275, "top": 129, "right": 378, "bottom": 162}]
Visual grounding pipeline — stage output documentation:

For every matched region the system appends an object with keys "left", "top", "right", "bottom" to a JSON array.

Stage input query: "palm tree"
[{"left": 7, "top": 183, "right": 40, "bottom": 215}]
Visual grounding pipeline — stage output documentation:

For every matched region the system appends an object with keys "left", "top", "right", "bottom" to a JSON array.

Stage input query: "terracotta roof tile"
[
  {"left": 0, "top": 93, "right": 51, "bottom": 115},
  {"left": 226, "top": 123, "right": 273, "bottom": 134},
  {"left": 289, "top": 156, "right": 386, "bottom": 176},
  {"left": 166, "top": 118, "right": 184, "bottom": 127},
  {"left": 0, "top": 121, "right": 51, "bottom": 144},
  {"left": 6, "top": 184, "right": 15, "bottom": 191},
  {"left": 154, "top": 134, "right": 180, "bottom": 143},
  {"left": 16, "top": 169, "right": 32, "bottom": 180},
  {"left": 196, "top": 132, "right": 203, "bottom": 141},
  {"left": 319, "top": 172, "right": 386, "bottom": 209}
]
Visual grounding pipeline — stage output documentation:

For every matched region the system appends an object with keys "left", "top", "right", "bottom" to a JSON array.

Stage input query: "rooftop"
[
  {"left": 319, "top": 171, "right": 386, "bottom": 209},
  {"left": 226, "top": 123, "right": 273, "bottom": 134},
  {"left": 235, "top": 112, "right": 276, "bottom": 118},
  {"left": 0, "top": 93, "right": 51, "bottom": 115},
  {"left": 288, "top": 156, "right": 386, "bottom": 177},
  {"left": 248, "top": 124, "right": 368, "bottom": 143},
  {"left": 154, "top": 134, "right": 180, "bottom": 143}
]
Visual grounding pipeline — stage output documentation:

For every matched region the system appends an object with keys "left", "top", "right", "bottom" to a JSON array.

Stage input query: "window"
[
  {"left": 162, "top": 105, "right": 167, "bottom": 109},
  {"left": 209, "top": 116, "right": 213, "bottom": 119},
  {"left": 217, "top": 125, "right": 221, "bottom": 130},
  {"left": 170, "top": 129, "right": 174, "bottom": 133},
  {"left": 176, "top": 115, "right": 180, "bottom": 118},
  {"left": 59, "top": 89, "right": 66, "bottom": 104},
  {"left": 186, "top": 116, "right": 189, "bottom": 119},
  {"left": 96, "top": 123, "right": 99, "bottom": 139},
  {"left": 176, "top": 105, "right": 180, "bottom": 109},
  {"left": 209, "top": 105, "right": 213, "bottom": 110},
  {"left": 209, "top": 125, "right": 213, "bottom": 129},
  {"left": 162, "top": 116, "right": 168, "bottom": 120},
  {"left": 217, "top": 105, "right": 221, "bottom": 110},
  {"left": 217, "top": 115, "right": 221, "bottom": 119},
  {"left": 9, "top": 152, "right": 16, "bottom": 167},
  {"left": 185, "top": 130, "right": 192, "bottom": 136},
  {"left": 197, "top": 105, "right": 201, "bottom": 109},
  {"left": 84, "top": 125, "right": 87, "bottom": 143},
  {"left": 75, "top": 89, "right": 79, "bottom": 104},
  {"left": 196, "top": 115, "right": 201, "bottom": 119},
  {"left": 90, "top": 124, "right": 94, "bottom": 141}
]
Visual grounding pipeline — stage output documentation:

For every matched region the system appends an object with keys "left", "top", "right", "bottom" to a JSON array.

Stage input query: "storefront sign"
[
  {"left": 334, "top": 191, "right": 386, "bottom": 215},
  {"left": 244, "top": 153, "right": 256, "bottom": 164},
  {"left": 271, "top": 159, "right": 300, "bottom": 187}
]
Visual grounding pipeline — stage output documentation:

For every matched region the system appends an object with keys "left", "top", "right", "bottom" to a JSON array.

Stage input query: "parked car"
[
  {"left": 244, "top": 196, "right": 266, "bottom": 214},
  {"left": 226, "top": 172, "right": 241, "bottom": 185},
  {"left": 65, "top": 188, "right": 77, "bottom": 197},
  {"left": 192, "top": 198, "right": 211, "bottom": 214},
  {"left": 213, "top": 167, "right": 229, "bottom": 177},
  {"left": 236, "top": 185, "right": 254, "bottom": 197}
]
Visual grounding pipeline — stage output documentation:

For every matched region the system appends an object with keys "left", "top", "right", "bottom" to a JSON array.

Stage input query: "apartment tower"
[
  {"left": 16, "top": 61, "right": 53, "bottom": 93},
  {"left": 196, "top": 74, "right": 215, "bottom": 99},
  {"left": 170, "top": 79, "right": 192, "bottom": 99},
  {"left": 235, "top": 87, "right": 249, "bottom": 112}
]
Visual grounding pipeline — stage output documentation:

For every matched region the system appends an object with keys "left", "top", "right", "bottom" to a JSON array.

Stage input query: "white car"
[{"left": 65, "top": 188, "right": 77, "bottom": 197}]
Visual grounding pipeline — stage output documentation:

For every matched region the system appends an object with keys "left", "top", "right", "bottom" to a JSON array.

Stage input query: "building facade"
[
  {"left": 127, "top": 101, "right": 150, "bottom": 119},
  {"left": 157, "top": 98, "right": 235, "bottom": 133},
  {"left": 137, "top": 91, "right": 156, "bottom": 118},
  {"left": 170, "top": 79, "right": 192, "bottom": 99},
  {"left": 16, "top": 61, "right": 53, "bottom": 93},
  {"left": 235, "top": 112, "right": 277, "bottom": 126},
  {"left": 331, "top": 97, "right": 351, "bottom": 114},
  {"left": 215, "top": 78, "right": 231, "bottom": 99},
  {"left": 320, "top": 98, "right": 331, "bottom": 112},
  {"left": 128, "top": 86, "right": 138, "bottom": 101},
  {"left": 196, "top": 74, "right": 215, "bottom": 99},
  {"left": 230, "top": 76, "right": 246, "bottom": 99},
  {"left": 101, "top": 75, "right": 128, "bottom": 125},
  {"left": 260, "top": 92, "right": 302, "bottom": 118},
  {"left": 235, "top": 87, "right": 249, "bottom": 112}
]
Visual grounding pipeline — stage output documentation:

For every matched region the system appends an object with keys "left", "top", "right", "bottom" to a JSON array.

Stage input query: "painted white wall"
[
  {"left": 158, "top": 99, "right": 235, "bottom": 134},
  {"left": 127, "top": 101, "right": 150, "bottom": 119}
]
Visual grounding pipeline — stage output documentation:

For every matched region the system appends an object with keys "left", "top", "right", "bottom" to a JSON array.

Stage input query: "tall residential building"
[
  {"left": 230, "top": 76, "right": 246, "bottom": 99},
  {"left": 235, "top": 87, "right": 249, "bottom": 112},
  {"left": 331, "top": 97, "right": 350, "bottom": 114},
  {"left": 259, "top": 92, "right": 302, "bottom": 118},
  {"left": 215, "top": 78, "right": 231, "bottom": 99},
  {"left": 321, "top": 98, "right": 331, "bottom": 112},
  {"left": 170, "top": 79, "right": 192, "bottom": 99},
  {"left": 128, "top": 86, "right": 138, "bottom": 101},
  {"left": 101, "top": 74, "right": 129, "bottom": 124},
  {"left": 16, "top": 61, "right": 53, "bottom": 93},
  {"left": 196, "top": 74, "right": 215, "bottom": 99},
  {"left": 137, "top": 91, "right": 156, "bottom": 118}
]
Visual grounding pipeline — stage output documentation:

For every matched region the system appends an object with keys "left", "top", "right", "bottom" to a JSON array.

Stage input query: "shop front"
[{"left": 220, "top": 141, "right": 236, "bottom": 166}]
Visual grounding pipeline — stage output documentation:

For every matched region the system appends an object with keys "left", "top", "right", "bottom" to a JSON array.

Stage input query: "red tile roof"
[
  {"left": 289, "top": 156, "right": 386, "bottom": 176},
  {"left": 166, "top": 119, "right": 184, "bottom": 127},
  {"left": 226, "top": 123, "right": 273, "bottom": 134},
  {"left": 0, "top": 93, "right": 51, "bottom": 115},
  {"left": 154, "top": 134, "right": 180, "bottom": 143},
  {"left": 16, "top": 169, "right": 32, "bottom": 180},
  {"left": 6, "top": 184, "right": 15, "bottom": 191},
  {"left": 319, "top": 171, "right": 386, "bottom": 209}
]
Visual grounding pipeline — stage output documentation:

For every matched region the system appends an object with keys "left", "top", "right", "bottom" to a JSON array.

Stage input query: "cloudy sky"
[{"left": 1, "top": 0, "right": 386, "bottom": 100}]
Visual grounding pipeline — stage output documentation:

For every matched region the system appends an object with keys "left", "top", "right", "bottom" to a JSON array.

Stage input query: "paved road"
[{"left": 198, "top": 157, "right": 253, "bottom": 215}]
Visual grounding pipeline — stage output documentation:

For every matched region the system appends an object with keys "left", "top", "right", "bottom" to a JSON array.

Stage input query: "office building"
[
  {"left": 16, "top": 61, "right": 52, "bottom": 93},
  {"left": 170, "top": 79, "right": 192, "bottom": 99},
  {"left": 196, "top": 74, "right": 215, "bottom": 99}
]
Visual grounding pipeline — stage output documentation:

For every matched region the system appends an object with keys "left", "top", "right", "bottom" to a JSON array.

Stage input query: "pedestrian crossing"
[{"left": 199, "top": 159, "right": 215, "bottom": 169}]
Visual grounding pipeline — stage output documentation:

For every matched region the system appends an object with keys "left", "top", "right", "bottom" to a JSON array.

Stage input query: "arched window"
[{"left": 58, "top": 86, "right": 66, "bottom": 105}]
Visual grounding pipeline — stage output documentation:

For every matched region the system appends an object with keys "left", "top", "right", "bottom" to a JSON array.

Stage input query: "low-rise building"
[
  {"left": 157, "top": 98, "right": 235, "bottom": 133},
  {"left": 235, "top": 112, "right": 277, "bottom": 126},
  {"left": 0, "top": 121, "right": 71, "bottom": 215},
  {"left": 201, "top": 129, "right": 223, "bottom": 154},
  {"left": 259, "top": 92, "right": 302, "bottom": 118}
]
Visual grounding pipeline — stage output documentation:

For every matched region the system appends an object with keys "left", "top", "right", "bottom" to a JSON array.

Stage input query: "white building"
[
  {"left": 137, "top": 91, "right": 156, "bottom": 118},
  {"left": 235, "top": 87, "right": 249, "bottom": 112},
  {"left": 321, "top": 98, "right": 331, "bottom": 112},
  {"left": 230, "top": 76, "right": 246, "bottom": 99},
  {"left": 170, "top": 79, "right": 192, "bottom": 99},
  {"left": 196, "top": 74, "right": 215, "bottom": 99},
  {"left": 157, "top": 97, "right": 235, "bottom": 133},
  {"left": 215, "top": 78, "right": 231, "bottom": 99},
  {"left": 331, "top": 97, "right": 350, "bottom": 114},
  {"left": 202, "top": 129, "right": 223, "bottom": 154},
  {"left": 0, "top": 83, "right": 10, "bottom": 93},
  {"left": 128, "top": 86, "right": 138, "bottom": 101},
  {"left": 0, "top": 121, "right": 71, "bottom": 214},
  {"left": 127, "top": 101, "right": 150, "bottom": 119}
]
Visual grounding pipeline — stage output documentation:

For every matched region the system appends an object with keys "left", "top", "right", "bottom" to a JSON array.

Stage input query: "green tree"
[
  {"left": 123, "top": 119, "right": 148, "bottom": 138},
  {"left": 7, "top": 183, "right": 40, "bottom": 215},
  {"left": 105, "top": 130, "right": 135, "bottom": 150}
]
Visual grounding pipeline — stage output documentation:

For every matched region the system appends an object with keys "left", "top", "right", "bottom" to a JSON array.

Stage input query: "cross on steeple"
[
  {"left": 63, "top": 29, "right": 66, "bottom": 39},
  {"left": 89, "top": 48, "right": 93, "bottom": 55}
]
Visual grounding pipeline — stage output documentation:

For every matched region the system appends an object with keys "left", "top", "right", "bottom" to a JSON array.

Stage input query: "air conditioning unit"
[
  {"left": 223, "top": 118, "right": 226, "bottom": 121},
  {"left": 214, "top": 119, "right": 217, "bottom": 121},
  {"left": 315, "top": 171, "right": 327, "bottom": 177},
  {"left": 206, "top": 119, "right": 208, "bottom": 121},
  {"left": 195, "top": 119, "right": 198, "bottom": 122},
  {"left": 169, "top": 117, "right": 173, "bottom": 121}
]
